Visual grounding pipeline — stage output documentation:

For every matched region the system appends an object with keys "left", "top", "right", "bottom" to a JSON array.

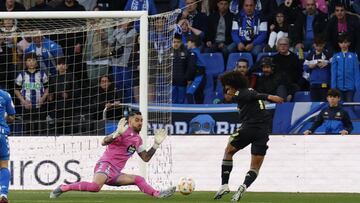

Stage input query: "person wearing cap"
[{"left": 255, "top": 57, "right": 288, "bottom": 100}]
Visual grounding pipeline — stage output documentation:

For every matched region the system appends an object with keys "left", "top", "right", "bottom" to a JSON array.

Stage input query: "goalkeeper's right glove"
[{"left": 112, "top": 117, "right": 128, "bottom": 139}]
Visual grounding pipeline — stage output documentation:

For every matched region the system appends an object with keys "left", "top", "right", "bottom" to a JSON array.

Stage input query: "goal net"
[{"left": 1, "top": 10, "right": 178, "bottom": 189}]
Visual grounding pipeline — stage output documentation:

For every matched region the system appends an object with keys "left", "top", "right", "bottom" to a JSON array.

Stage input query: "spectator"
[
  {"left": 328, "top": 0, "right": 354, "bottom": 13},
  {"left": 0, "top": 0, "right": 25, "bottom": 11},
  {"left": 150, "top": 17, "right": 172, "bottom": 62},
  {"left": 48, "top": 57, "right": 78, "bottom": 121},
  {"left": 55, "top": 0, "right": 85, "bottom": 10},
  {"left": 124, "top": 0, "right": 157, "bottom": 15},
  {"left": 172, "top": 34, "right": 188, "bottom": 104},
  {"left": 273, "top": 37, "right": 306, "bottom": 101},
  {"left": 266, "top": 10, "right": 289, "bottom": 51},
  {"left": 303, "top": 88, "right": 353, "bottom": 135},
  {"left": 326, "top": 2, "right": 360, "bottom": 56},
  {"left": 293, "top": 0, "right": 328, "bottom": 51},
  {"left": 331, "top": 34, "right": 360, "bottom": 102},
  {"left": 277, "top": 0, "right": 302, "bottom": 25},
  {"left": 186, "top": 35, "right": 206, "bottom": 104},
  {"left": 0, "top": 19, "right": 20, "bottom": 67},
  {"left": 77, "top": 0, "right": 97, "bottom": 11},
  {"left": 0, "top": 36, "right": 14, "bottom": 93},
  {"left": 353, "top": 0, "right": 360, "bottom": 14},
  {"left": 230, "top": 0, "right": 268, "bottom": 57},
  {"left": 25, "top": 32, "right": 64, "bottom": 76},
  {"left": 176, "top": 19, "right": 202, "bottom": 47},
  {"left": 28, "top": 0, "right": 53, "bottom": 11},
  {"left": 14, "top": 53, "right": 48, "bottom": 123},
  {"left": 90, "top": 75, "right": 122, "bottom": 120},
  {"left": 205, "top": 0, "right": 234, "bottom": 59},
  {"left": 255, "top": 57, "right": 288, "bottom": 99},
  {"left": 178, "top": 0, "right": 208, "bottom": 40},
  {"left": 236, "top": 0, "right": 278, "bottom": 21},
  {"left": 127, "top": 34, "right": 140, "bottom": 103},
  {"left": 299, "top": 0, "right": 328, "bottom": 14},
  {"left": 83, "top": 18, "right": 112, "bottom": 86},
  {"left": 233, "top": 58, "right": 257, "bottom": 88},
  {"left": 108, "top": 22, "right": 137, "bottom": 103},
  {"left": 96, "top": 0, "right": 127, "bottom": 11},
  {"left": 304, "top": 36, "right": 331, "bottom": 102}
]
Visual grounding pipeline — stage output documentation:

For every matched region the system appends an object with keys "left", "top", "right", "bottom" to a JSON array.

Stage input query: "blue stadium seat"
[
  {"left": 226, "top": 52, "right": 253, "bottom": 72},
  {"left": 256, "top": 52, "right": 276, "bottom": 62},
  {"left": 201, "top": 53, "right": 225, "bottom": 104},
  {"left": 201, "top": 53, "right": 225, "bottom": 76},
  {"left": 293, "top": 91, "right": 312, "bottom": 102}
]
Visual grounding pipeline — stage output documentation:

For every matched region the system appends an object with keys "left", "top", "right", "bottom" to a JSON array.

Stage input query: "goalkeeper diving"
[{"left": 50, "top": 111, "right": 175, "bottom": 198}]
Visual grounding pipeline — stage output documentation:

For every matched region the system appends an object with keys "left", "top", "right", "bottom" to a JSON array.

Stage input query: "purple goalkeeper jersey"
[{"left": 98, "top": 128, "right": 145, "bottom": 171}]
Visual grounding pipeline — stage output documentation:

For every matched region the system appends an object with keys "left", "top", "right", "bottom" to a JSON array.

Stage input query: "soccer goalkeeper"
[{"left": 50, "top": 111, "right": 175, "bottom": 199}]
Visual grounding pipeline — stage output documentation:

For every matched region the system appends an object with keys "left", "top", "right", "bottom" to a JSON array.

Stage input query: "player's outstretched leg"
[
  {"left": 50, "top": 182, "right": 101, "bottom": 198},
  {"left": 231, "top": 184, "right": 247, "bottom": 202},
  {"left": 0, "top": 167, "right": 11, "bottom": 203},
  {"left": 214, "top": 184, "right": 230, "bottom": 200}
]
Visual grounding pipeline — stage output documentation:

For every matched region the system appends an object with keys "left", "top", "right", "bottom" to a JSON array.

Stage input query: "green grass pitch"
[{"left": 8, "top": 190, "right": 360, "bottom": 203}]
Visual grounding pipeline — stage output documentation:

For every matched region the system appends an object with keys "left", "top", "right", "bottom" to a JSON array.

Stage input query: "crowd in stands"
[{"left": 1, "top": 0, "right": 360, "bottom": 134}]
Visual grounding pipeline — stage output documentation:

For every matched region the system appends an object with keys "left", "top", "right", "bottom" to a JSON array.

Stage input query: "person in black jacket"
[
  {"left": 172, "top": 34, "right": 188, "bottom": 104},
  {"left": 205, "top": 0, "right": 234, "bottom": 59},
  {"left": 214, "top": 71, "right": 283, "bottom": 201},
  {"left": 293, "top": 0, "right": 328, "bottom": 51},
  {"left": 303, "top": 88, "right": 353, "bottom": 135},
  {"left": 326, "top": 2, "right": 360, "bottom": 56}
]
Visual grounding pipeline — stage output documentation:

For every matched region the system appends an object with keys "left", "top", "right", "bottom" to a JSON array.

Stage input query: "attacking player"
[
  {"left": 50, "top": 111, "right": 175, "bottom": 199},
  {"left": 0, "top": 89, "right": 16, "bottom": 203},
  {"left": 214, "top": 71, "right": 283, "bottom": 202}
]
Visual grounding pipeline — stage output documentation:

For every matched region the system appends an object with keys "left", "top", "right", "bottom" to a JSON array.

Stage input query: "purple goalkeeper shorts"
[{"left": 94, "top": 162, "right": 123, "bottom": 186}]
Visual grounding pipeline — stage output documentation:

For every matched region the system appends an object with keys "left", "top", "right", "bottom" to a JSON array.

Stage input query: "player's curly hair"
[{"left": 220, "top": 71, "right": 249, "bottom": 90}]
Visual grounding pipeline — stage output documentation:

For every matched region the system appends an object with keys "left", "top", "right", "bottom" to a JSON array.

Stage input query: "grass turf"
[{"left": 8, "top": 190, "right": 360, "bottom": 203}]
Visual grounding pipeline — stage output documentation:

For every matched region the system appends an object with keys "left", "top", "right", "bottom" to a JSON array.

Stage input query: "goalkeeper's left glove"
[{"left": 153, "top": 129, "right": 168, "bottom": 149}]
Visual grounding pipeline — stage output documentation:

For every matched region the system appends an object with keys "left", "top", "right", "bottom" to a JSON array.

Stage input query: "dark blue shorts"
[{"left": 0, "top": 134, "right": 10, "bottom": 160}]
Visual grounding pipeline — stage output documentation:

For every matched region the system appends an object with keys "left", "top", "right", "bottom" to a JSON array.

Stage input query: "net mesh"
[{"left": 1, "top": 10, "right": 179, "bottom": 189}]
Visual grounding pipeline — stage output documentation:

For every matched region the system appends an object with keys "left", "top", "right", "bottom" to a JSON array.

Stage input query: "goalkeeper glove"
[
  {"left": 111, "top": 117, "right": 128, "bottom": 139},
  {"left": 153, "top": 129, "right": 168, "bottom": 149}
]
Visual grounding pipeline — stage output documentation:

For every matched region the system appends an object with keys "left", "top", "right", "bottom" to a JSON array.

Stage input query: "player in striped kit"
[{"left": 50, "top": 111, "right": 175, "bottom": 199}]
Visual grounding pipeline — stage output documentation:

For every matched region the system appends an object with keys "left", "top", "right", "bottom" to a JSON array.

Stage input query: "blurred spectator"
[
  {"left": 299, "top": 0, "right": 328, "bottom": 14},
  {"left": 326, "top": 3, "right": 360, "bottom": 56},
  {"left": 205, "top": 0, "right": 234, "bottom": 58},
  {"left": 48, "top": 57, "right": 78, "bottom": 120},
  {"left": 277, "top": 0, "right": 302, "bottom": 25},
  {"left": 170, "top": 0, "right": 186, "bottom": 10},
  {"left": 25, "top": 32, "right": 64, "bottom": 76},
  {"left": 233, "top": 58, "right": 257, "bottom": 88},
  {"left": 200, "top": 0, "right": 218, "bottom": 16},
  {"left": 16, "top": 36, "right": 32, "bottom": 70},
  {"left": 28, "top": 0, "right": 53, "bottom": 11},
  {"left": 83, "top": 18, "right": 112, "bottom": 86},
  {"left": 108, "top": 22, "right": 137, "bottom": 103},
  {"left": 90, "top": 75, "right": 122, "bottom": 120},
  {"left": 255, "top": 57, "right": 288, "bottom": 99},
  {"left": 293, "top": 0, "right": 328, "bottom": 51},
  {"left": 97, "top": 0, "right": 127, "bottom": 11},
  {"left": 0, "top": 19, "right": 20, "bottom": 67},
  {"left": 304, "top": 36, "right": 331, "bottom": 102},
  {"left": 0, "top": 36, "right": 14, "bottom": 93},
  {"left": 178, "top": 0, "right": 208, "bottom": 40},
  {"left": 127, "top": 34, "right": 140, "bottom": 103},
  {"left": 353, "top": 0, "right": 360, "bottom": 14},
  {"left": 177, "top": 18, "right": 202, "bottom": 47},
  {"left": 0, "top": 0, "right": 25, "bottom": 11},
  {"left": 328, "top": 0, "right": 354, "bottom": 13},
  {"left": 14, "top": 53, "right": 48, "bottom": 121},
  {"left": 303, "top": 88, "right": 353, "bottom": 135},
  {"left": 185, "top": 35, "right": 206, "bottom": 104},
  {"left": 273, "top": 37, "right": 306, "bottom": 101},
  {"left": 230, "top": 0, "right": 268, "bottom": 57},
  {"left": 172, "top": 34, "right": 188, "bottom": 104},
  {"left": 124, "top": 0, "right": 157, "bottom": 15},
  {"left": 331, "top": 34, "right": 360, "bottom": 102},
  {"left": 55, "top": 0, "right": 85, "bottom": 10},
  {"left": 266, "top": 10, "right": 289, "bottom": 51},
  {"left": 236, "top": 0, "right": 278, "bottom": 21},
  {"left": 150, "top": 17, "right": 172, "bottom": 63},
  {"left": 77, "top": 0, "right": 97, "bottom": 11}
]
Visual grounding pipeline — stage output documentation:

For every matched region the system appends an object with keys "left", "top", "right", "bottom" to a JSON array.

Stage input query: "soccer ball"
[{"left": 178, "top": 177, "right": 195, "bottom": 195}]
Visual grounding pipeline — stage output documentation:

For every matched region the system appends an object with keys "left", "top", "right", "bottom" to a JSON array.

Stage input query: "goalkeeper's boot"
[
  {"left": 50, "top": 185, "right": 64, "bottom": 198},
  {"left": 231, "top": 184, "right": 246, "bottom": 202},
  {"left": 0, "top": 196, "right": 8, "bottom": 203},
  {"left": 213, "top": 184, "right": 230, "bottom": 200},
  {"left": 158, "top": 186, "right": 176, "bottom": 198}
]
